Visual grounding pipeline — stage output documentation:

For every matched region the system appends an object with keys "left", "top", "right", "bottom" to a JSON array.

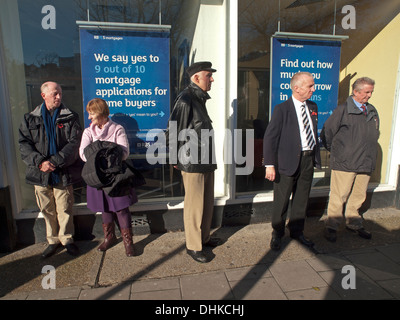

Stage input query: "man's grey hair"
[
  {"left": 290, "top": 72, "right": 313, "bottom": 91},
  {"left": 40, "top": 81, "right": 61, "bottom": 93},
  {"left": 352, "top": 77, "right": 375, "bottom": 92}
]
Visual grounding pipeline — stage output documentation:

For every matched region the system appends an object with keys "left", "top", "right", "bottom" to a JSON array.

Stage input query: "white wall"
[
  {"left": 189, "top": 1, "right": 228, "bottom": 197},
  {"left": 388, "top": 55, "right": 400, "bottom": 187}
]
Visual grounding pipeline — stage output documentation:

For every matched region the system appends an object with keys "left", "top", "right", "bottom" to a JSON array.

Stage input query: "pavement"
[{"left": 1, "top": 206, "right": 400, "bottom": 304}]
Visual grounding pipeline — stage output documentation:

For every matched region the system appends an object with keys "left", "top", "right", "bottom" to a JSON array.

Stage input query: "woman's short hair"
[{"left": 86, "top": 98, "right": 110, "bottom": 118}]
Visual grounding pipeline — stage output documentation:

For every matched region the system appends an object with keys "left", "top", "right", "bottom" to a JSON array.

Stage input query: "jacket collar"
[
  {"left": 291, "top": 97, "right": 318, "bottom": 117},
  {"left": 346, "top": 96, "right": 378, "bottom": 121},
  {"left": 188, "top": 82, "right": 211, "bottom": 102},
  {"left": 306, "top": 101, "right": 317, "bottom": 115},
  {"left": 346, "top": 96, "right": 364, "bottom": 115},
  {"left": 32, "top": 103, "right": 72, "bottom": 118}
]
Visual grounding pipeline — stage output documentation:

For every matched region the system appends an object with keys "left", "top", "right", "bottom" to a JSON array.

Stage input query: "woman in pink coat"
[{"left": 79, "top": 98, "right": 137, "bottom": 256}]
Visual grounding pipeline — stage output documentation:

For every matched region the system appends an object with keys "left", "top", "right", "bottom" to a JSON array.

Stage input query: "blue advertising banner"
[
  {"left": 79, "top": 28, "right": 170, "bottom": 154},
  {"left": 270, "top": 37, "right": 341, "bottom": 133}
]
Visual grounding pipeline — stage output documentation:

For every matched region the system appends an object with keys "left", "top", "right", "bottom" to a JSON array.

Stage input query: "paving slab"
[
  {"left": 285, "top": 286, "right": 341, "bottom": 300},
  {"left": 224, "top": 265, "right": 271, "bottom": 282},
  {"left": 269, "top": 260, "right": 327, "bottom": 292},
  {"left": 229, "top": 277, "right": 287, "bottom": 300},
  {"left": 345, "top": 251, "right": 400, "bottom": 281},
  {"left": 306, "top": 254, "right": 352, "bottom": 272},
  {"left": 131, "top": 277, "right": 180, "bottom": 293},
  {"left": 79, "top": 283, "right": 131, "bottom": 300},
  {"left": 376, "top": 243, "right": 400, "bottom": 263},
  {"left": 180, "top": 272, "right": 233, "bottom": 300},
  {"left": 377, "top": 278, "right": 400, "bottom": 299},
  {"left": 130, "top": 288, "right": 182, "bottom": 300},
  {"left": 130, "top": 278, "right": 183, "bottom": 300},
  {"left": 319, "top": 269, "right": 394, "bottom": 300},
  {"left": 26, "top": 286, "right": 81, "bottom": 300}
]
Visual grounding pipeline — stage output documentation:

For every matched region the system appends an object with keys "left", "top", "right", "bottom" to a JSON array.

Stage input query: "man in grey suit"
[{"left": 263, "top": 72, "right": 321, "bottom": 251}]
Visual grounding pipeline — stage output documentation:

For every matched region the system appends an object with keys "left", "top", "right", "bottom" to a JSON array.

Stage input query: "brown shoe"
[
  {"left": 98, "top": 223, "right": 118, "bottom": 251},
  {"left": 121, "top": 228, "right": 135, "bottom": 257}
]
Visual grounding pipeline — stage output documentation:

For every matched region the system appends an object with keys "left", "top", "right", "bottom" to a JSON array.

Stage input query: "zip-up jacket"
[
  {"left": 18, "top": 103, "right": 83, "bottom": 186},
  {"left": 167, "top": 83, "right": 217, "bottom": 173},
  {"left": 321, "top": 96, "right": 380, "bottom": 173}
]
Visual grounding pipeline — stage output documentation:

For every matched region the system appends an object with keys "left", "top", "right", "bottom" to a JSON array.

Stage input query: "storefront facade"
[{"left": 1, "top": 0, "right": 399, "bottom": 246}]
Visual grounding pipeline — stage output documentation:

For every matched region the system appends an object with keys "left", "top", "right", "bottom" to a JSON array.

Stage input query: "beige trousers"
[
  {"left": 325, "top": 170, "right": 370, "bottom": 231},
  {"left": 181, "top": 171, "right": 215, "bottom": 251},
  {"left": 34, "top": 184, "right": 74, "bottom": 245}
]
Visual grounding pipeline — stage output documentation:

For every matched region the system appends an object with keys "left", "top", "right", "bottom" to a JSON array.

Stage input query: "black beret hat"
[{"left": 186, "top": 61, "right": 217, "bottom": 78}]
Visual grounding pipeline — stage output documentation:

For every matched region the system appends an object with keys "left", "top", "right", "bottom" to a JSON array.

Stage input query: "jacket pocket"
[
  {"left": 28, "top": 122, "right": 42, "bottom": 143},
  {"left": 26, "top": 165, "right": 45, "bottom": 185}
]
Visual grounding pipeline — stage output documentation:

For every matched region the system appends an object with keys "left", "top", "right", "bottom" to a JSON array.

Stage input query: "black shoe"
[
  {"left": 42, "top": 243, "right": 60, "bottom": 258},
  {"left": 324, "top": 228, "right": 337, "bottom": 242},
  {"left": 186, "top": 249, "right": 209, "bottom": 263},
  {"left": 291, "top": 234, "right": 314, "bottom": 248},
  {"left": 65, "top": 243, "right": 80, "bottom": 256},
  {"left": 203, "top": 238, "right": 222, "bottom": 247},
  {"left": 346, "top": 227, "right": 372, "bottom": 239},
  {"left": 270, "top": 235, "right": 282, "bottom": 251}
]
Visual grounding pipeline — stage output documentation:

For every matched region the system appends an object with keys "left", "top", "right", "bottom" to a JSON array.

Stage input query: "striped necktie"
[
  {"left": 301, "top": 103, "right": 315, "bottom": 150},
  {"left": 361, "top": 104, "right": 367, "bottom": 115}
]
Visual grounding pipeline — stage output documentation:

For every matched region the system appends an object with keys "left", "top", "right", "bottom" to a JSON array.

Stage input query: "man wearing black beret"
[{"left": 166, "top": 61, "right": 220, "bottom": 263}]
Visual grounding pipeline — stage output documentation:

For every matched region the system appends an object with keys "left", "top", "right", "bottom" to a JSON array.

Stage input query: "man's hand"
[
  {"left": 265, "top": 166, "right": 276, "bottom": 181},
  {"left": 39, "top": 160, "right": 56, "bottom": 173}
]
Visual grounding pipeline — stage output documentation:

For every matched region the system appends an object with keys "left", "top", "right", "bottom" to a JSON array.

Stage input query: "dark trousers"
[{"left": 272, "top": 152, "right": 314, "bottom": 238}]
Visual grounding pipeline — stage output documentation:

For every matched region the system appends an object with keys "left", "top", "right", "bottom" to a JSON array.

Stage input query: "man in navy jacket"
[{"left": 263, "top": 72, "right": 321, "bottom": 251}]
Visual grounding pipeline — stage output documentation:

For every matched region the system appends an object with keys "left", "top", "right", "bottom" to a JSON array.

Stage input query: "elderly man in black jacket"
[
  {"left": 19, "top": 81, "right": 82, "bottom": 258},
  {"left": 263, "top": 72, "right": 321, "bottom": 251},
  {"left": 167, "top": 61, "right": 220, "bottom": 263},
  {"left": 321, "top": 77, "right": 379, "bottom": 242}
]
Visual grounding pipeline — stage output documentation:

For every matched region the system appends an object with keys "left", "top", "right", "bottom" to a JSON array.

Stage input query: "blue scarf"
[{"left": 41, "top": 103, "right": 60, "bottom": 185}]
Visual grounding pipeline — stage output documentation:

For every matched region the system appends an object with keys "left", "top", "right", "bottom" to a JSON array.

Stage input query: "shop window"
[
  {"left": 7, "top": 0, "right": 219, "bottom": 210},
  {"left": 237, "top": 0, "right": 400, "bottom": 195}
]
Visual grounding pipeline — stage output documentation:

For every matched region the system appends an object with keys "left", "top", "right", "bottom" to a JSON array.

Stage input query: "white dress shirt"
[{"left": 292, "top": 96, "right": 316, "bottom": 151}]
